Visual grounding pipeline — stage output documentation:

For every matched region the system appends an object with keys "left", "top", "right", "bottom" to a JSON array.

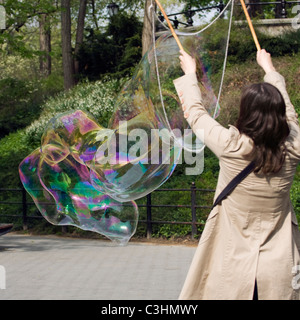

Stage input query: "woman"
[{"left": 174, "top": 49, "right": 300, "bottom": 300}]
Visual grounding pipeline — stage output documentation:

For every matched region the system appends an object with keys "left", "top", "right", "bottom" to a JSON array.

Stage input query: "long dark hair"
[{"left": 236, "top": 83, "right": 290, "bottom": 174}]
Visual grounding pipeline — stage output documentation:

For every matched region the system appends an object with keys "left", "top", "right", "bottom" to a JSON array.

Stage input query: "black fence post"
[
  {"left": 146, "top": 193, "right": 152, "bottom": 239},
  {"left": 281, "top": 0, "right": 287, "bottom": 18},
  {"left": 191, "top": 182, "right": 197, "bottom": 238},
  {"left": 21, "top": 186, "right": 28, "bottom": 230}
]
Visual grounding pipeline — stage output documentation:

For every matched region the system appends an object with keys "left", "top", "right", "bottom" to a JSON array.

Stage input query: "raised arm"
[
  {"left": 174, "top": 50, "right": 231, "bottom": 158},
  {"left": 257, "top": 49, "right": 298, "bottom": 126}
]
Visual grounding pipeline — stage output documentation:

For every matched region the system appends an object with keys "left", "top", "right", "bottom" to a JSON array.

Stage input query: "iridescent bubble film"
[
  {"left": 19, "top": 9, "right": 231, "bottom": 244},
  {"left": 19, "top": 140, "right": 138, "bottom": 245}
]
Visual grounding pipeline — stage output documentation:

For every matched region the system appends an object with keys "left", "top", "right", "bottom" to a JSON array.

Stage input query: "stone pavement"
[{"left": 0, "top": 234, "right": 196, "bottom": 300}]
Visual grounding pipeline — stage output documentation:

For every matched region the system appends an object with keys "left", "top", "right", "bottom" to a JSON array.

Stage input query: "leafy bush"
[
  {"left": 0, "top": 131, "right": 32, "bottom": 188},
  {"left": 228, "top": 25, "right": 299, "bottom": 65},
  {"left": 0, "top": 78, "right": 41, "bottom": 138},
  {"left": 0, "top": 75, "right": 65, "bottom": 139}
]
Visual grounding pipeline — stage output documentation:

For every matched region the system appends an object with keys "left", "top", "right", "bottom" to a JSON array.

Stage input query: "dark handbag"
[{"left": 212, "top": 161, "right": 255, "bottom": 209}]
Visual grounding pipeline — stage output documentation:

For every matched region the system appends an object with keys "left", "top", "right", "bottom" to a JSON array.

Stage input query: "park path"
[{"left": 0, "top": 234, "right": 196, "bottom": 300}]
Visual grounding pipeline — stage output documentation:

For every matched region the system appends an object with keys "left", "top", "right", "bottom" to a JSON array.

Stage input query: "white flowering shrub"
[{"left": 25, "top": 77, "right": 128, "bottom": 145}]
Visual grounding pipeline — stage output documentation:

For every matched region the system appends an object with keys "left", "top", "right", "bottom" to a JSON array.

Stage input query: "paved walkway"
[{"left": 0, "top": 234, "right": 196, "bottom": 300}]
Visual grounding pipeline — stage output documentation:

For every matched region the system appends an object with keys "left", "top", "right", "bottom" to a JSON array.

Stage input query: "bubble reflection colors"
[{"left": 19, "top": 147, "right": 138, "bottom": 245}]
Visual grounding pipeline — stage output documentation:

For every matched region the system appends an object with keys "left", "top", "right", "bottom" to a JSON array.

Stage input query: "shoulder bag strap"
[{"left": 212, "top": 161, "right": 255, "bottom": 209}]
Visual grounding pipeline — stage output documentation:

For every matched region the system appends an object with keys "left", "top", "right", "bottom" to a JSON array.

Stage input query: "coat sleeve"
[
  {"left": 264, "top": 71, "right": 299, "bottom": 126},
  {"left": 173, "top": 73, "right": 232, "bottom": 158}
]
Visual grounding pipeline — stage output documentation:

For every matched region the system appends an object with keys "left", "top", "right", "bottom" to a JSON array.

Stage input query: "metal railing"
[
  {"left": 237, "top": 0, "right": 300, "bottom": 19},
  {"left": 0, "top": 187, "right": 43, "bottom": 231},
  {"left": 139, "top": 182, "right": 214, "bottom": 238},
  {"left": 0, "top": 183, "right": 215, "bottom": 239},
  {"left": 157, "top": 0, "right": 300, "bottom": 29},
  {"left": 157, "top": 1, "right": 226, "bottom": 29}
]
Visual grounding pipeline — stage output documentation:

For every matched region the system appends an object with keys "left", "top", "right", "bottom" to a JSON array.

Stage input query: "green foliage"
[
  {"left": 228, "top": 27, "right": 300, "bottom": 64},
  {"left": 201, "top": 19, "right": 300, "bottom": 68},
  {"left": 0, "top": 51, "right": 65, "bottom": 138},
  {"left": 117, "top": 34, "right": 143, "bottom": 75},
  {"left": 1, "top": 0, "right": 58, "bottom": 56},
  {"left": 291, "top": 172, "right": 300, "bottom": 219},
  {"left": 0, "top": 78, "right": 39, "bottom": 138},
  {"left": 189, "top": 22, "right": 300, "bottom": 80},
  {"left": 0, "top": 73, "right": 64, "bottom": 139},
  {"left": 0, "top": 131, "right": 32, "bottom": 188},
  {"left": 0, "top": 75, "right": 64, "bottom": 139}
]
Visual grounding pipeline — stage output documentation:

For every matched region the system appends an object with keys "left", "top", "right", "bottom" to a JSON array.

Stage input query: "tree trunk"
[
  {"left": 39, "top": 14, "right": 51, "bottom": 77},
  {"left": 142, "top": 0, "right": 154, "bottom": 56},
  {"left": 61, "top": 0, "right": 75, "bottom": 90},
  {"left": 91, "top": 0, "right": 99, "bottom": 31},
  {"left": 74, "top": 0, "right": 87, "bottom": 77}
]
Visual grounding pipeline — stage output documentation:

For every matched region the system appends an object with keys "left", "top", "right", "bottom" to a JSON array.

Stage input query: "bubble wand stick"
[
  {"left": 239, "top": 0, "right": 261, "bottom": 51},
  {"left": 154, "top": 0, "right": 184, "bottom": 51}
]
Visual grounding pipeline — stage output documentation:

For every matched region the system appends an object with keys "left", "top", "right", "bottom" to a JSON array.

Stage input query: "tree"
[
  {"left": 142, "top": 0, "right": 154, "bottom": 56},
  {"left": 39, "top": 13, "right": 51, "bottom": 76},
  {"left": 74, "top": 0, "right": 87, "bottom": 76},
  {"left": 1, "top": 0, "right": 58, "bottom": 57},
  {"left": 77, "top": 11, "right": 143, "bottom": 80},
  {"left": 61, "top": 0, "right": 75, "bottom": 90}
]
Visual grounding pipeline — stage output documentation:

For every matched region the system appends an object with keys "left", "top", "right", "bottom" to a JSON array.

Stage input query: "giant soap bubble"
[
  {"left": 19, "top": 113, "right": 139, "bottom": 245},
  {"left": 19, "top": 1, "right": 233, "bottom": 244}
]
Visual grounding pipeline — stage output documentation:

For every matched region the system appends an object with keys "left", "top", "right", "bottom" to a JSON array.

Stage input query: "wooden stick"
[
  {"left": 239, "top": 0, "right": 261, "bottom": 51},
  {"left": 154, "top": 0, "right": 184, "bottom": 51}
]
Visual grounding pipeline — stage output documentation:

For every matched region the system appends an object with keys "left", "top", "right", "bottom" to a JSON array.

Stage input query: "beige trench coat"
[{"left": 173, "top": 71, "right": 300, "bottom": 300}]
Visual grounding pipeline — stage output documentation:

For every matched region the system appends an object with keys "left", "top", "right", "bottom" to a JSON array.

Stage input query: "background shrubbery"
[
  {"left": 228, "top": 27, "right": 300, "bottom": 64},
  {"left": 77, "top": 12, "right": 143, "bottom": 81}
]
